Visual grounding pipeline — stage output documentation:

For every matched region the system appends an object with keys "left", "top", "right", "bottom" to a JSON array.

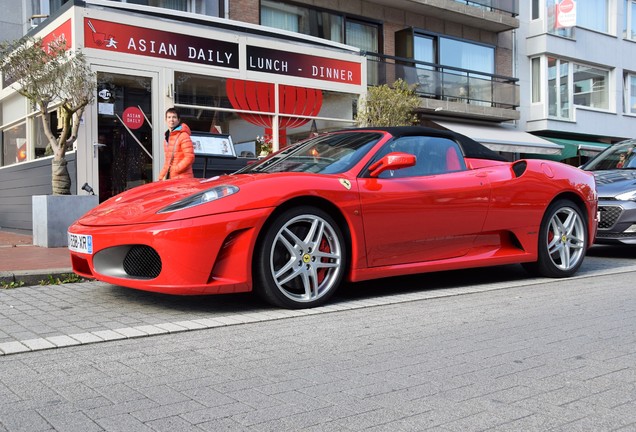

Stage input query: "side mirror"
[{"left": 368, "top": 152, "right": 417, "bottom": 177}]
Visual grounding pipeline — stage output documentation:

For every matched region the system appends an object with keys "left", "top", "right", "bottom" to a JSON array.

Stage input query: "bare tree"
[
  {"left": 0, "top": 37, "right": 95, "bottom": 195},
  {"left": 356, "top": 79, "right": 419, "bottom": 127}
]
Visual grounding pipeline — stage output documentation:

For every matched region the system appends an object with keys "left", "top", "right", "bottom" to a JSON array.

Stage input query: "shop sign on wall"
[
  {"left": 83, "top": 18, "right": 239, "bottom": 69},
  {"left": 246, "top": 46, "right": 361, "bottom": 85},
  {"left": 41, "top": 19, "right": 72, "bottom": 52}
]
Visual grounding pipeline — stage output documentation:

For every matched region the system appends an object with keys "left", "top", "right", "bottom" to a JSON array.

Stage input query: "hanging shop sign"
[
  {"left": 122, "top": 106, "right": 144, "bottom": 130},
  {"left": 83, "top": 18, "right": 239, "bottom": 69},
  {"left": 246, "top": 46, "right": 361, "bottom": 85}
]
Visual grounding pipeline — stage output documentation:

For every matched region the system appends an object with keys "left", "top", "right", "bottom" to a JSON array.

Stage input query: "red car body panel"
[{"left": 68, "top": 128, "right": 598, "bottom": 296}]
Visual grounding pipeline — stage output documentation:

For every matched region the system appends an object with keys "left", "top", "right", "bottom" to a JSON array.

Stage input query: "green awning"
[{"left": 542, "top": 137, "right": 610, "bottom": 160}]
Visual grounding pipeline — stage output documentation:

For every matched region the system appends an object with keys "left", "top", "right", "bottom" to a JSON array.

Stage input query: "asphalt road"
[{"left": 0, "top": 245, "right": 635, "bottom": 431}]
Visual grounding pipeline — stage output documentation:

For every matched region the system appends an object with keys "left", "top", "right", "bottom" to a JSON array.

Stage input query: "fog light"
[{"left": 624, "top": 224, "right": 636, "bottom": 233}]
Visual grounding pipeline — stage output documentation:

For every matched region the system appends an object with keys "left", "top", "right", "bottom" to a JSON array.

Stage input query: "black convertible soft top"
[{"left": 343, "top": 126, "right": 508, "bottom": 162}]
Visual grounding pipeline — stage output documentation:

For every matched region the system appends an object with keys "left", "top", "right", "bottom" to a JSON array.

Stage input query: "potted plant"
[
  {"left": 356, "top": 79, "right": 419, "bottom": 127},
  {"left": 0, "top": 36, "right": 98, "bottom": 247},
  {"left": 256, "top": 135, "right": 273, "bottom": 157}
]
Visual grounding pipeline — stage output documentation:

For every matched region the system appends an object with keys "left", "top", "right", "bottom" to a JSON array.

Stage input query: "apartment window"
[
  {"left": 45, "top": 0, "right": 223, "bottom": 17},
  {"left": 260, "top": 0, "right": 380, "bottom": 53},
  {"left": 577, "top": 0, "right": 609, "bottom": 33},
  {"left": 625, "top": 0, "right": 636, "bottom": 39},
  {"left": 625, "top": 74, "right": 636, "bottom": 114},
  {"left": 548, "top": 57, "right": 610, "bottom": 119},
  {"left": 439, "top": 38, "right": 494, "bottom": 75},
  {"left": 548, "top": 57, "right": 570, "bottom": 118},
  {"left": 532, "top": 0, "right": 540, "bottom": 19},
  {"left": 573, "top": 64, "right": 608, "bottom": 109},
  {"left": 532, "top": 57, "right": 541, "bottom": 102}
]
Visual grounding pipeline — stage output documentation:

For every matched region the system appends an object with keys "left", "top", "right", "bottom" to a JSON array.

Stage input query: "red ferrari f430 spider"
[{"left": 68, "top": 127, "right": 597, "bottom": 308}]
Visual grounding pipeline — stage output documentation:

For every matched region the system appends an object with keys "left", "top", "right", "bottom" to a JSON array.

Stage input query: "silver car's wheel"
[
  {"left": 255, "top": 206, "right": 346, "bottom": 308},
  {"left": 529, "top": 199, "right": 587, "bottom": 278}
]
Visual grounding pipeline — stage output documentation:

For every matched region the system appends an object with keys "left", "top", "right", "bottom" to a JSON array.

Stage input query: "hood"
[
  {"left": 592, "top": 169, "right": 636, "bottom": 198},
  {"left": 75, "top": 172, "right": 351, "bottom": 227},
  {"left": 77, "top": 175, "right": 247, "bottom": 226}
]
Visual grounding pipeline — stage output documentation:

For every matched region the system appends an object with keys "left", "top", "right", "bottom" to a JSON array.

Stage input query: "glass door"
[{"left": 95, "top": 72, "right": 154, "bottom": 202}]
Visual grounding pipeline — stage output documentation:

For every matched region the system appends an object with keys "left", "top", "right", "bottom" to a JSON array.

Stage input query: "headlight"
[
  {"left": 615, "top": 190, "right": 636, "bottom": 201},
  {"left": 158, "top": 185, "right": 239, "bottom": 213}
]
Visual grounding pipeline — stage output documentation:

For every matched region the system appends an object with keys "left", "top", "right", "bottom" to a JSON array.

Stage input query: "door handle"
[{"left": 93, "top": 142, "right": 106, "bottom": 157}]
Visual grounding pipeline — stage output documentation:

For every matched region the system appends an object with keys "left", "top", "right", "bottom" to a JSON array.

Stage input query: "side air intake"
[{"left": 512, "top": 160, "right": 527, "bottom": 178}]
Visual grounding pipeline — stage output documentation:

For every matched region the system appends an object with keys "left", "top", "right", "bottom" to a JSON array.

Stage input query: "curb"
[{"left": 0, "top": 268, "right": 75, "bottom": 287}]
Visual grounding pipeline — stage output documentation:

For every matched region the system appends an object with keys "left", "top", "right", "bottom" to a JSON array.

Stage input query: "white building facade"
[{"left": 519, "top": 0, "right": 636, "bottom": 163}]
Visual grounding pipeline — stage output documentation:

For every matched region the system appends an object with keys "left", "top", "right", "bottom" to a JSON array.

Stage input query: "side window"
[{"left": 374, "top": 136, "right": 466, "bottom": 179}]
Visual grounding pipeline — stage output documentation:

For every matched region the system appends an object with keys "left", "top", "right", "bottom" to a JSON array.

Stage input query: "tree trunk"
[{"left": 52, "top": 157, "right": 71, "bottom": 195}]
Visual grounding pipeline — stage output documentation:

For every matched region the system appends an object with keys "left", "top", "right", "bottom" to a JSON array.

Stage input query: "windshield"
[
  {"left": 236, "top": 132, "right": 382, "bottom": 174},
  {"left": 584, "top": 140, "right": 636, "bottom": 171}
]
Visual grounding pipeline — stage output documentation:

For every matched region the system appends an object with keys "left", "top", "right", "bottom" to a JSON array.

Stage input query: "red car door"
[{"left": 357, "top": 137, "right": 492, "bottom": 267}]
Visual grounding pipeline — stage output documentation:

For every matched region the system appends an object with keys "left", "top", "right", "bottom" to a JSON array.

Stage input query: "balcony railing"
[
  {"left": 366, "top": 54, "right": 519, "bottom": 110},
  {"left": 453, "top": 0, "right": 519, "bottom": 16}
]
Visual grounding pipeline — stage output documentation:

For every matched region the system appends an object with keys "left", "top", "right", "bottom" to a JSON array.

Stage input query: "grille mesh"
[
  {"left": 123, "top": 246, "right": 162, "bottom": 278},
  {"left": 598, "top": 206, "right": 622, "bottom": 229}
]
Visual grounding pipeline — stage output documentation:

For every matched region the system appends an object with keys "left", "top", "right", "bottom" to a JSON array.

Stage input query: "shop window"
[
  {"left": 174, "top": 72, "right": 357, "bottom": 151},
  {"left": 260, "top": 0, "right": 380, "bottom": 53},
  {"left": 33, "top": 111, "right": 59, "bottom": 159},
  {"left": 1, "top": 122, "right": 26, "bottom": 167}
]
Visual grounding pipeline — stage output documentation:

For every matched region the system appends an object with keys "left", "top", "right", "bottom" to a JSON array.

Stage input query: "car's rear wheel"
[
  {"left": 524, "top": 199, "right": 587, "bottom": 278},
  {"left": 254, "top": 206, "right": 347, "bottom": 308}
]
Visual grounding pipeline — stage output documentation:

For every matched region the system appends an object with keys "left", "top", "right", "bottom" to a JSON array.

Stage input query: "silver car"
[{"left": 581, "top": 138, "right": 636, "bottom": 245}]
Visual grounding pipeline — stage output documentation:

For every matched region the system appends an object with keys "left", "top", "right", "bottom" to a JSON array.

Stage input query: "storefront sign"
[
  {"left": 84, "top": 18, "right": 239, "bottom": 69},
  {"left": 247, "top": 46, "right": 361, "bottom": 84},
  {"left": 122, "top": 106, "right": 144, "bottom": 130},
  {"left": 42, "top": 19, "right": 72, "bottom": 52}
]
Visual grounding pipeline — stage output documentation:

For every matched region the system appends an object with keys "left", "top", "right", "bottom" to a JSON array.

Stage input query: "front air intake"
[{"left": 123, "top": 246, "right": 162, "bottom": 278}]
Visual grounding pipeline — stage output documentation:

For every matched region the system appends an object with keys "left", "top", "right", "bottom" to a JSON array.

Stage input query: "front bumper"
[
  {"left": 68, "top": 207, "right": 272, "bottom": 295},
  {"left": 595, "top": 199, "right": 636, "bottom": 245}
]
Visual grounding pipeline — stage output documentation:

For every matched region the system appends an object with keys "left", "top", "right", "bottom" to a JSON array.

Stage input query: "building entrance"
[{"left": 95, "top": 72, "right": 154, "bottom": 202}]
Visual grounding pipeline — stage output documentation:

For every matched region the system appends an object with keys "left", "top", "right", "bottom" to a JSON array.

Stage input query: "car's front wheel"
[
  {"left": 524, "top": 199, "right": 588, "bottom": 278},
  {"left": 254, "top": 206, "right": 347, "bottom": 308}
]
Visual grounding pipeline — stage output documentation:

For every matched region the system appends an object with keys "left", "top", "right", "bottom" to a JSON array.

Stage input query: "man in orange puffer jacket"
[{"left": 158, "top": 108, "right": 194, "bottom": 180}]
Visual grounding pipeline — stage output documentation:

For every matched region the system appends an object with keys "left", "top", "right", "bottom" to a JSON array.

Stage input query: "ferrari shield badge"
[{"left": 339, "top": 179, "right": 351, "bottom": 190}]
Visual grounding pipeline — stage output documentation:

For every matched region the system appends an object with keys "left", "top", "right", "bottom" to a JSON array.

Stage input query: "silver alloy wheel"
[
  {"left": 546, "top": 206, "right": 586, "bottom": 270},
  {"left": 269, "top": 213, "right": 343, "bottom": 304}
]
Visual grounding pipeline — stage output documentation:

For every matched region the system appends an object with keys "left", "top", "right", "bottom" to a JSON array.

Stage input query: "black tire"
[
  {"left": 253, "top": 206, "right": 347, "bottom": 308},
  {"left": 523, "top": 199, "right": 587, "bottom": 278}
]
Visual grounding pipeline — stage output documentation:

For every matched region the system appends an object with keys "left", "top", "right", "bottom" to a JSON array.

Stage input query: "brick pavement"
[
  {"left": 1, "top": 254, "right": 636, "bottom": 357},
  {"left": 1, "top": 273, "right": 635, "bottom": 431},
  {"left": 0, "top": 230, "right": 72, "bottom": 282}
]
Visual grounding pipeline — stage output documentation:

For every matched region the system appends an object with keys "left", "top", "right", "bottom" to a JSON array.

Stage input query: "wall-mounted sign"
[
  {"left": 247, "top": 46, "right": 361, "bottom": 84},
  {"left": 556, "top": 0, "right": 576, "bottom": 29},
  {"left": 83, "top": 18, "right": 239, "bottom": 69},
  {"left": 41, "top": 19, "right": 72, "bottom": 52}
]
